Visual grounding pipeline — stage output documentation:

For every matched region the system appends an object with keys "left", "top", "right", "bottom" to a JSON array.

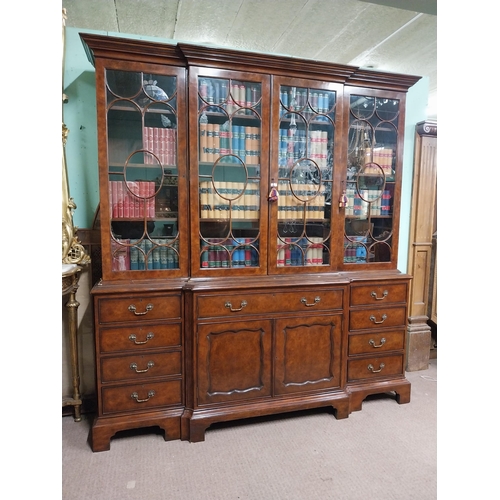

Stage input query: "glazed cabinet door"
[
  {"left": 196, "top": 320, "right": 273, "bottom": 406},
  {"left": 269, "top": 77, "right": 344, "bottom": 273},
  {"left": 341, "top": 87, "right": 407, "bottom": 269},
  {"left": 189, "top": 67, "right": 271, "bottom": 277},
  {"left": 274, "top": 315, "right": 343, "bottom": 395},
  {"left": 95, "top": 59, "right": 188, "bottom": 280}
]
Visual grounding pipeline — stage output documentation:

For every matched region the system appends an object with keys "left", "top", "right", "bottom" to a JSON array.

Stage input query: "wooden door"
[
  {"left": 196, "top": 319, "right": 272, "bottom": 405},
  {"left": 274, "top": 315, "right": 343, "bottom": 395}
]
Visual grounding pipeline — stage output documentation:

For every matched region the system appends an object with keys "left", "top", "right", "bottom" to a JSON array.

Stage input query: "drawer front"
[
  {"left": 349, "top": 306, "right": 407, "bottom": 331},
  {"left": 101, "top": 351, "right": 182, "bottom": 383},
  {"left": 347, "top": 354, "right": 404, "bottom": 382},
  {"left": 101, "top": 380, "right": 182, "bottom": 414},
  {"left": 348, "top": 330, "right": 405, "bottom": 356},
  {"left": 197, "top": 288, "right": 344, "bottom": 318},
  {"left": 99, "top": 323, "right": 181, "bottom": 353},
  {"left": 350, "top": 283, "right": 408, "bottom": 307},
  {"left": 97, "top": 294, "right": 181, "bottom": 324}
]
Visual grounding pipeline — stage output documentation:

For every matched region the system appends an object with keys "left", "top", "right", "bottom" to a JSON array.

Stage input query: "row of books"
[
  {"left": 200, "top": 237, "right": 259, "bottom": 268},
  {"left": 142, "top": 126, "right": 177, "bottom": 165},
  {"left": 199, "top": 79, "right": 261, "bottom": 114},
  {"left": 278, "top": 129, "right": 330, "bottom": 169},
  {"left": 344, "top": 188, "right": 392, "bottom": 217},
  {"left": 277, "top": 237, "right": 325, "bottom": 266},
  {"left": 364, "top": 147, "right": 394, "bottom": 174},
  {"left": 199, "top": 181, "right": 260, "bottom": 219},
  {"left": 109, "top": 181, "right": 156, "bottom": 219},
  {"left": 199, "top": 121, "right": 260, "bottom": 164},
  {"left": 112, "top": 238, "right": 179, "bottom": 271},
  {"left": 343, "top": 240, "right": 368, "bottom": 264},
  {"left": 280, "top": 89, "right": 333, "bottom": 114},
  {"left": 277, "top": 182, "right": 326, "bottom": 220}
]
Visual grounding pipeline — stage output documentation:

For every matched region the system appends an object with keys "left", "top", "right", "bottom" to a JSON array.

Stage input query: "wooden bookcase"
[{"left": 81, "top": 33, "right": 420, "bottom": 451}]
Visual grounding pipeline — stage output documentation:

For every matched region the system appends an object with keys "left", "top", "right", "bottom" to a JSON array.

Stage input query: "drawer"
[
  {"left": 350, "top": 283, "right": 408, "bottom": 307},
  {"left": 197, "top": 288, "right": 344, "bottom": 318},
  {"left": 97, "top": 294, "right": 181, "bottom": 324},
  {"left": 99, "top": 323, "right": 181, "bottom": 353},
  {"left": 101, "top": 351, "right": 181, "bottom": 383},
  {"left": 101, "top": 380, "right": 182, "bottom": 414},
  {"left": 347, "top": 354, "right": 404, "bottom": 382},
  {"left": 349, "top": 306, "right": 407, "bottom": 331},
  {"left": 348, "top": 330, "right": 405, "bottom": 356}
]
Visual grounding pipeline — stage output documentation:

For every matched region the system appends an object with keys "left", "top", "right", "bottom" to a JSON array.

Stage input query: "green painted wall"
[{"left": 63, "top": 27, "right": 428, "bottom": 273}]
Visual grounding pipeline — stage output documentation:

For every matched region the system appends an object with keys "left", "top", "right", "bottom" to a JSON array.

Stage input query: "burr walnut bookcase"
[{"left": 81, "top": 33, "right": 420, "bottom": 452}]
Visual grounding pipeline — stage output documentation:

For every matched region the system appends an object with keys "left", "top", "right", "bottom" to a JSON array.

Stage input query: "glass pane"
[
  {"left": 198, "top": 77, "right": 262, "bottom": 270},
  {"left": 344, "top": 94, "right": 399, "bottom": 264},
  {"left": 105, "top": 69, "right": 179, "bottom": 272},
  {"left": 277, "top": 85, "right": 335, "bottom": 268}
]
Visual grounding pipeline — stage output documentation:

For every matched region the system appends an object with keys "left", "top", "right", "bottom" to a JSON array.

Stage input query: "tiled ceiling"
[{"left": 62, "top": 0, "right": 437, "bottom": 118}]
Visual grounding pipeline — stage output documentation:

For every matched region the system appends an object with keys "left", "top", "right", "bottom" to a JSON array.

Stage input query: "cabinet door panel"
[
  {"left": 270, "top": 77, "right": 344, "bottom": 273},
  {"left": 342, "top": 88, "right": 406, "bottom": 269},
  {"left": 274, "top": 315, "right": 343, "bottom": 395},
  {"left": 197, "top": 320, "right": 272, "bottom": 405},
  {"left": 190, "top": 68, "right": 271, "bottom": 277},
  {"left": 97, "top": 62, "right": 188, "bottom": 281}
]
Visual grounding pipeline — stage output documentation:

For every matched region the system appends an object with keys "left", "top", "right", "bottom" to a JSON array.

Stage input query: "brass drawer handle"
[
  {"left": 301, "top": 296, "right": 321, "bottom": 307},
  {"left": 130, "top": 361, "right": 154, "bottom": 373},
  {"left": 368, "top": 363, "right": 385, "bottom": 373},
  {"left": 371, "top": 290, "right": 388, "bottom": 301},
  {"left": 225, "top": 300, "right": 247, "bottom": 312},
  {"left": 128, "top": 303, "right": 153, "bottom": 316},
  {"left": 129, "top": 332, "right": 154, "bottom": 345},
  {"left": 369, "top": 338, "right": 386, "bottom": 348},
  {"left": 369, "top": 314, "right": 387, "bottom": 324},
  {"left": 131, "top": 390, "right": 155, "bottom": 403}
]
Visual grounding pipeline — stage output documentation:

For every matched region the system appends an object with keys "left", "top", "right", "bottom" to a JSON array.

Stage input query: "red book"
[
  {"left": 153, "top": 127, "right": 159, "bottom": 161},
  {"left": 172, "top": 129, "right": 177, "bottom": 165},
  {"left": 149, "top": 181, "right": 155, "bottom": 218},
  {"left": 139, "top": 182, "right": 147, "bottom": 217},
  {"left": 143, "top": 127, "right": 149, "bottom": 163},
  {"left": 159, "top": 128, "right": 165, "bottom": 164},
  {"left": 117, "top": 181, "right": 124, "bottom": 218},
  {"left": 110, "top": 181, "right": 116, "bottom": 218},
  {"left": 123, "top": 183, "right": 130, "bottom": 218},
  {"left": 129, "top": 181, "right": 140, "bottom": 218}
]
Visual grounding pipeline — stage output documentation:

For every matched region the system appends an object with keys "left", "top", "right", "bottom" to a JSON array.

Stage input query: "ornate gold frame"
[{"left": 62, "top": 8, "right": 89, "bottom": 265}]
